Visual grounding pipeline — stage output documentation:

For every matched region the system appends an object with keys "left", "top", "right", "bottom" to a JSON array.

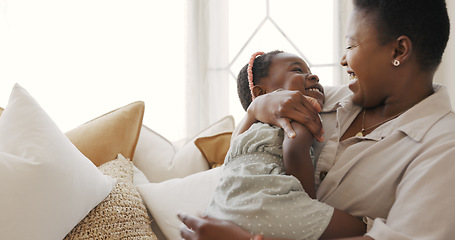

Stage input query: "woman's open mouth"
[{"left": 349, "top": 72, "right": 358, "bottom": 84}]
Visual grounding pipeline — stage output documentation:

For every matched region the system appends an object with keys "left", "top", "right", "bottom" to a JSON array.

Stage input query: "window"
[
  {"left": 227, "top": 0, "right": 345, "bottom": 123},
  {"left": 0, "top": 0, "right": 186, "bottom": 141}
]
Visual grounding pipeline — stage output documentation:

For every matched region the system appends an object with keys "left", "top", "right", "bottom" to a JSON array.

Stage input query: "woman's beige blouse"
[{"left": 313, "top": 84, "right": 455, "bottom": 240}]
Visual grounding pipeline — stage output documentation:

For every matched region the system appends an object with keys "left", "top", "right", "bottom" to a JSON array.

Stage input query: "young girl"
[{"left": 204, "top": 51, "right": 365, "bottom": 240}]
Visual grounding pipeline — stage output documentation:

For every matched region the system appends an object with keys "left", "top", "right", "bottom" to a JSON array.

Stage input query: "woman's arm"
[
  {"left": 178, "top": 213, "right": 293, "bottom": 240},
  {"left": 233, "top": 90, "right": 323, "bottom": 142},
  {"left": 178, "top": 213, "right": 371, "bottom": 240},
  {"left": 320, "top": 209, "right": 367, "bottom": 239}
]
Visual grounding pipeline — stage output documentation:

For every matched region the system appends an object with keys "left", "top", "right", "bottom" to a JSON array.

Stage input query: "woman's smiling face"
[{"left": 340, "top": 9, "right": 396, "bottom": 108}]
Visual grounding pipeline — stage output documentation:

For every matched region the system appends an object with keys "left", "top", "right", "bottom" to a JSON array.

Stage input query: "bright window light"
[
  {"left": 0, "top": 0, "right": 186, "bottom": 141},
  {"left": 228, "top": 0, "right": 338, "bottom": 123}
]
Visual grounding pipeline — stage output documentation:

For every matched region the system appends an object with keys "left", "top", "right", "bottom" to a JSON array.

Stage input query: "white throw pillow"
[
  {"left": 0, "top": 83, "right": 115, "bottom": 240},
  {"left": 137, "top": 167, "right": 222, "bottom": 240},
  {"left": 133, "top": 165, "right": 151, "bottom": 185},
  {"left": 133, "top": 116, "right": 234, "bottom": 183}
]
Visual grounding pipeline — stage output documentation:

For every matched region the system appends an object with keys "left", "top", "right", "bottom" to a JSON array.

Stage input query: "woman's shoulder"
[{"left": 322, "top": 85, "right": 352, "bottom": 110}]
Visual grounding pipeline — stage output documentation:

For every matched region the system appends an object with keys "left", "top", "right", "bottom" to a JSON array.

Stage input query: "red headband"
[{"left": 247, "top": 51, "right": 265, "bottom": 100}]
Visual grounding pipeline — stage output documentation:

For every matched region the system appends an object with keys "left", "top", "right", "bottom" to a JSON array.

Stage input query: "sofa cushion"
[
  {"left": 194, "top": 132, "right": 232, "bottom": 168},
  {"left": 133, "top": 115, "right": 234, "bottom": 182},
  {"left": 65, "top": 101, "right": 145, "bottom": 166},
  {"left": 65, "top": 154, "right": 157, "bottom": 240},
  {"left": 0, "top": 83, "right": 115, "bottom": 239},
  {"left": 137, "top": 167, "right": 222, "bottom": 240}
]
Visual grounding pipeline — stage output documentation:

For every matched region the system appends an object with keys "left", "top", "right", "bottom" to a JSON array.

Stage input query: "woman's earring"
[{"left": 393, "top": 59, "right": 400, "bottom": 67}]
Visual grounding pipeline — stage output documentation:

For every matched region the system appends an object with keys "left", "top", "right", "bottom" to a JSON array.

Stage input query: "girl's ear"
[
  {"left": 393, "top": 35, "right": 412, "bottom": 64},
  {"left": 252, "top": 85, "right": 267, "bottom": 98}
]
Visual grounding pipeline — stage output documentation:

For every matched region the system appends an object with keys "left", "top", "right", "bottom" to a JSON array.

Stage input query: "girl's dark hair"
[
  {"left": 353, "top": 0, "right": 450, "bottom": 71},
  {"left": 237, "top": 50, "right": 283, "bottom": 111}
]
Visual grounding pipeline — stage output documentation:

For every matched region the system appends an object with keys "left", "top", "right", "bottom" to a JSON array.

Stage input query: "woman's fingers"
[
  {"left": 277, "top": 118, "right": 296, "bottom": 139},
  {"left": 304, "top": 96, "right": 322, "bottom": 112},
  {"left": 249, "top": 90, "right": 324, "bottom": 141},
  {"left": 180, "top": 225, "right": 195, "bottom": 240},
  {"left": 291, "top": 107, "right": 323, "bottom": 141},
  {"left": 178, "top": 212, "right": 199, "bottom": 239},
  {"left": 178, "top": 213, "right": 253, "bottom": 240},
  {"left": 178, "top": 212, "right": 200, "bottom": 230},
  {"left": 281, "top": 92, "right": 324, "bottom": 141},
  {"left": 178, "top": 213, "right": 218, "bottom": 239}
]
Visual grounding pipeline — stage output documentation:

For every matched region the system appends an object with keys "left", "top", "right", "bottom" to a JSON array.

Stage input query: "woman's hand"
[
  {"left": 248, "top": 90, "right": 323, "bottom": 141},
  {"left": 178, "top": 213, "right": 252, "bottom": 240}
]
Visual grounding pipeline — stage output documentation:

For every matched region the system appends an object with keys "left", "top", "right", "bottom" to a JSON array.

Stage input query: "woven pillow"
[{"left": 65, "top": 154, "right": 157, "bottom": 240}]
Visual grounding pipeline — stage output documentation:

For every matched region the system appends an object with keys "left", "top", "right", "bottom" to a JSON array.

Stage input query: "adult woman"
[{"left": 179, "top": 0, "right": 454, "bottom": 239}]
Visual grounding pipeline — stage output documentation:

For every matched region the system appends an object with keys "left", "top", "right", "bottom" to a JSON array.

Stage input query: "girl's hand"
[
  {"left": 178, "top": 213, "right": 252, "bottom": 240},
  {"left": 248, "top": 90, "right": 323, "bottom": 141}
]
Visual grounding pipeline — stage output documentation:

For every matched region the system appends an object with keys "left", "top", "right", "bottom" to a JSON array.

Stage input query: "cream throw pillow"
[
  {"left": 133, "top": 116, "right": 234, "bottom": 182},
  {"left": 137, "top": 167, "right": 222, "bottom": 240},
  {"left": 0, "top": 83, "right": 115, "bottom": 239},
  {"left": 65, "top": 154, "right": 157, "bottom": 240}
]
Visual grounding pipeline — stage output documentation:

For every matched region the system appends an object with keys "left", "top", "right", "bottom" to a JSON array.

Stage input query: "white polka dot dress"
[{"left": 205, "top": 123, "right": 334, "bottom": 240}]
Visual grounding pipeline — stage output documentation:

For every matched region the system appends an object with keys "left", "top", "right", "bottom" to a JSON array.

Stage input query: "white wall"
[
  {"left": 0, "top": 0, "right": 187, "bottom": 141},
  {"left": 435, "top": 0, "right": 455, "bottom": 109}
]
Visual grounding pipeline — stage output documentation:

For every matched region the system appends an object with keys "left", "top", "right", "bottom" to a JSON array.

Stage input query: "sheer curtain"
[
  {"left": 335, "top": 0, "right": 353, "bottom": 85},
  {"left": 185, "top": 0, "right": 229, "bottom": 138}
]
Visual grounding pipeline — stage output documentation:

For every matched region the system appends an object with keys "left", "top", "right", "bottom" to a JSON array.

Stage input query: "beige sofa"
[{"left": 0, "top": 83, "right": 234, "bottom": 240}]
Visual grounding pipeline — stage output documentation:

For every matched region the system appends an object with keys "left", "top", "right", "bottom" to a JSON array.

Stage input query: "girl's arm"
[{"left": 282, "top": 121, "right": 317, "bottom": 198}]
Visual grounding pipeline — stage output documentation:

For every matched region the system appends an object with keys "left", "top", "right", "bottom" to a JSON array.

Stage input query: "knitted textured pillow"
[{"left": 64, "top": 154, "right": 157, "bottom": 239}]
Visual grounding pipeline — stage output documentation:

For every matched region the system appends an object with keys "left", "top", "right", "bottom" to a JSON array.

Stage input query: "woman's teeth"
[{"left": 349, "top": 73, "right": 358, "bottom": 83}]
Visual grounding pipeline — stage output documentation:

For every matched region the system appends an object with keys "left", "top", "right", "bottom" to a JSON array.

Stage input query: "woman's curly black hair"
[
  {"left": 237, "top": 50, "right": 283, "bottom": 111},
  {"left": 353, "top": 0, "right": 450, "bottom": 71}
]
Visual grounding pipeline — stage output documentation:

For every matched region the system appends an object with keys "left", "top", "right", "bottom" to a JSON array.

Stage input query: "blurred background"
[{"left": 0, "top": 0, "right": 453, "bottom": 141}]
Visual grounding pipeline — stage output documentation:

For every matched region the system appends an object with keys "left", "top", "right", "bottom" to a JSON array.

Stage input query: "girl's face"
[
  {"left": 261, "top": 53, "right": 325, "bottom": 108},
  {"left": 340, "top": 9, "right": 396, "bottom": 107}
]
